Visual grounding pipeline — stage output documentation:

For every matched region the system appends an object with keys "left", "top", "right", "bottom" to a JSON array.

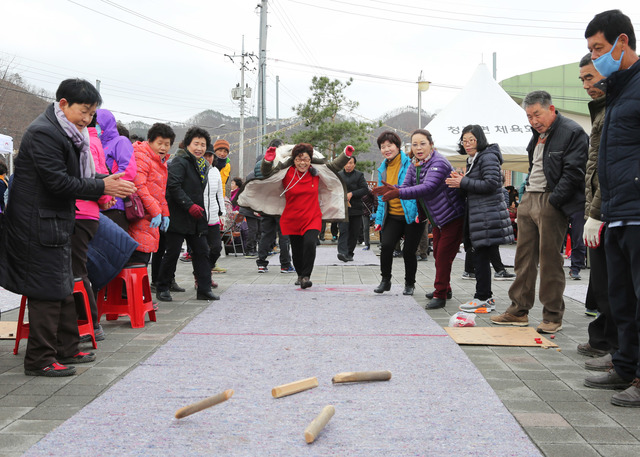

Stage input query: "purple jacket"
[
  {"left": 398, "top": 150, "right": 464, "bottom": 228},
  {"left": 96, "top": 109, "right": 137, "bottom": 211}
]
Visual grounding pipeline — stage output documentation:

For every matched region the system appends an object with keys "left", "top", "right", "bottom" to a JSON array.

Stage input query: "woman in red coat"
[
  {"left": 261, "top": 143, "right": 352, "bottom": 289},
  {"left": 127, "top": 123, "right": 175, "bottom": 265}
]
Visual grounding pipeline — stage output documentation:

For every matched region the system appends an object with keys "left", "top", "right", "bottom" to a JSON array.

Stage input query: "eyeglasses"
[
  {"left": 460, "top": 138, "right": 477, "bottom": 145},
  {"left": 294, "top": 157, "right": 311, "bottom": 163}
]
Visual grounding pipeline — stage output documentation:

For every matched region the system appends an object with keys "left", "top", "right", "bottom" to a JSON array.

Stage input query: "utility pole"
[
  {"left": 257, "top": 0, "right": 268, "bottom": 158},
  {"left": 276, "top": 75, "right": 280, "bottom": 132},
  {"left": 227, "top": 36, "right": 255, "bottom": 178}
]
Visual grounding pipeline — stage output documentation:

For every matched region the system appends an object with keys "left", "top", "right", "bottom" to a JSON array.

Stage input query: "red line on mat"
[{"left": 179, "top": 332, "right": 449, "bottom": 337}]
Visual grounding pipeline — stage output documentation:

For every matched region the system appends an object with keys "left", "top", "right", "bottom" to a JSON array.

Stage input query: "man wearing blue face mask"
[{"left": 583, "top": 9, "right": 640, "bottom": 407}]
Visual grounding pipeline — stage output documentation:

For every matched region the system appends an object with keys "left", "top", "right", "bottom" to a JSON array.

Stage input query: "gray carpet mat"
[
  {"left": 0, "top": 287, "right": 22, "bottom": 314},
  {"left": 23, "top": 285, "right": 541, "bottom": 456}
]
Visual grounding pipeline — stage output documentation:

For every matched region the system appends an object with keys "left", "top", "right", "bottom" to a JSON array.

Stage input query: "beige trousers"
[{"left": 507, "top": 192, "right": 568, "bottom": 323}]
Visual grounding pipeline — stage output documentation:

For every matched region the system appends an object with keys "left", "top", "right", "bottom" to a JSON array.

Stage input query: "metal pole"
[
  {"left": 239, "top": 36, "right": 245, "bottom": 178},
  {"left": 417, "top": 71, "right": 422, "bottom": 129},
  {"left": 96, "top": 79, "right": 101, "bottom": 93},
  {"left": 493, "top": 52, "right": 497, "bottom": 80},
  {"left": 257, "top": 0, "right": 268, "bottom": 158},
  {"left": 276, "top": 75, "right": 280, "bottom": 133}
]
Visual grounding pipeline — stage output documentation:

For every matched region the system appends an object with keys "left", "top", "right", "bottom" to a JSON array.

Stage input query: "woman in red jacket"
[{"left": 127, "top": 123, "right": 175, "bottom": 265}]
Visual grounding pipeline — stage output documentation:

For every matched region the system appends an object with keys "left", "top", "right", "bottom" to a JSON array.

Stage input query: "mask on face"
[{"left": 593, "top": 35, "right": 625, "bottom": 78}]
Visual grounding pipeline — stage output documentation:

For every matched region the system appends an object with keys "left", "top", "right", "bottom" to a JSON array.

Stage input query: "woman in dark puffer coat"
[{"left": 446, "top": 124, "right": 514, "bottom": 313}]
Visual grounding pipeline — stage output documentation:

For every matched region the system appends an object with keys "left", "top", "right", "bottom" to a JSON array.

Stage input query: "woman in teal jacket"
[{"left": 373, "top": 131, "right": 422, "bottom": 296}]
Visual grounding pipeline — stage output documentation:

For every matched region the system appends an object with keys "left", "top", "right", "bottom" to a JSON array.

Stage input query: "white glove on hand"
[{"left": 583, "top": 217, "right": 605, "bottom": 248}]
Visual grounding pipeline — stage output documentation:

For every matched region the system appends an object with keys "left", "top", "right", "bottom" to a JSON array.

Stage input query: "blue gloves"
[
  {"left": 160, "top": 216, "right": 170, "bottom": 232},
  {"left": 150, "top": 214, "right": 162, "bottom": 228}
]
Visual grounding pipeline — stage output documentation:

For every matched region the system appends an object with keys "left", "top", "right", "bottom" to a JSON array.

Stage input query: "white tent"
[
  {"left": 425, "top": 63, "right": 531, "bottom": 172},
  {"left": 0, "top": 133, "right": 13, "bottom": 154}
]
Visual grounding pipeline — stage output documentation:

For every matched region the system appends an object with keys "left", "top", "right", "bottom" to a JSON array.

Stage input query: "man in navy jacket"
[{"left": 583, "top": 9, "right": 640, "bottom": 407}]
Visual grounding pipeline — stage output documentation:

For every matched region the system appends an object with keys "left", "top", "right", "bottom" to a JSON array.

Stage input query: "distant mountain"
[{"left": 0, "top": 78, "right": 49, "bottom": 150}]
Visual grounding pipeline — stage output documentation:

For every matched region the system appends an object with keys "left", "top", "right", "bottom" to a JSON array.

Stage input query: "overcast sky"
[{"left": 2, "top": 0, "right": 639, "bottom": 127}]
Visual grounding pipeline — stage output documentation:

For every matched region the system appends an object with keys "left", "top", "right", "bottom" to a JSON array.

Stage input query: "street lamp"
[{"left": 417, "top": 71, "right": 430, "bottom": 129}]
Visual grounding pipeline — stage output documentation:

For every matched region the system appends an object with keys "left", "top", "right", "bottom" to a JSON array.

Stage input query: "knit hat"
[{"left": 214, "top": 139, "right": 230, "bottom": 152}]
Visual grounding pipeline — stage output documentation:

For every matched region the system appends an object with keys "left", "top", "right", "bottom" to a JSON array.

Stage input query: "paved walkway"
[{"left": 1, "top": 243, "right": 638, "bottom": 456}]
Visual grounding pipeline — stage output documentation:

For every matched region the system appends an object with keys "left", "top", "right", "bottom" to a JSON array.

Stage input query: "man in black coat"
[
  {"left": 583, "top": 9, "right": 640, "bottom": 406},
  {"left": 337, "top": 156, "right": 369, "bottom": 261},
  {"left": 491, "top": 90, "right": 588, "bottom": 334},
  {"left": 0, "top": 79, "right": 136, "bottom": 377}
]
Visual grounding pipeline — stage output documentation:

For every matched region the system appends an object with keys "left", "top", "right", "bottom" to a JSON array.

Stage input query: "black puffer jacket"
[
  {"left": 165, "top": 149, "right": 209, "bottom": 235},
  {"left": 460, "top": 144, "right": 514, "bottom": 249},
  {"left": 0, "top": 104, "right": 104, "bottom": 300},
  {"left": 598, "top": 59, "right": 640, "bottom": 222},
  {"left": 525, "top": 112, "right": 588, "bottom": 216},
  {"left": 338, "top": 169, "right": 368, "bottom": 216}
]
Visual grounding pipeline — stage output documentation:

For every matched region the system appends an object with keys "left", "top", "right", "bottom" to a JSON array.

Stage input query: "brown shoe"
[
  {"left": 611, "top": 378, "right": 640, "bottom": 407},
  {"left": 490, "top": 312, "right": 528, "bottom": 326},
  {"left": 585, "top": 369, "right": 633, "bottom": 390},
  {"left": 577, "top": 342, "right": 610, "bottom": 357},
  {"left": 585, "top": 353, "right": 614, "bottom": 372},
  {"left": 537, "top": 320, "right": 563, "bottom": 333}
]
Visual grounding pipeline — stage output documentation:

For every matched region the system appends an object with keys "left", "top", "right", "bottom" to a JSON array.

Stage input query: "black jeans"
[
  {"left": 361, "top": 215, "right": 371, "bottom": 247},
  {"left": 379, "top": 215, "right": 425, "bottom": 285},
  {"left": 587, "top": 225, "right": 617, "bottom": 352},
  {"left": 151, "top": 231, "right": 166, "bottom": 283},
  {"left": 605, "top": 225, "right": 640, "bottom": 380},
  {"left": 206, "top": 224, "right": 222, "bottom": 269},
  {"left": 157, "top": 232, "right": 211, "bottom": 293},
  {"left": 465, "top": 245, "right": 506, "bottom": 273},
  {"left": 129, "top": 250, "right": 151, "bottom": 265},
  {"left": 257, "top": 216, "right": 292, "bottom": 268},
  {"left": 245, "top": 215, "right": 261, "bottom": 253},
  {"left": 338, "top": 214, "right": 363, "bottom": 257},
  {"left": 71, "top": 219, "right": 100, "bottom": 327},
  {"left": 473, "top": 245, "right": 493, "bottom": 300},
  {"left": 289, "top": 229, "right": 320, "bottom": 278}
]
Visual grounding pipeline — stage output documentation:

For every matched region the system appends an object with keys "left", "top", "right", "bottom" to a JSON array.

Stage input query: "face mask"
[{"left": 593, "top": 35, "right": 625, "bottom": 78}]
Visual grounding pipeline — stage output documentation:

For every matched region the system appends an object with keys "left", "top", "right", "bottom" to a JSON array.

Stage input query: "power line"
[
  {"left": 285, "top": 0, "right": 584, "bottom": 39},
  {"left": 96, "top": 0, "right": 235, "bottom": 52},
  {"left": 66, "top": 0, "right": 227, "bottom": 56}
]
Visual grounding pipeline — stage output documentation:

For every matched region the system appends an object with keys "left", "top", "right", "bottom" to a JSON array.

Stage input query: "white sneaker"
[{"left": 459, "top": 298, "right": 496, "bottom": 313}]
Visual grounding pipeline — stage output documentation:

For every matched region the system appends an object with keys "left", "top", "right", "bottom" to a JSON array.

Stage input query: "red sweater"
[{"left": 279, "top": 166, "right": 322, "bottom": 236}]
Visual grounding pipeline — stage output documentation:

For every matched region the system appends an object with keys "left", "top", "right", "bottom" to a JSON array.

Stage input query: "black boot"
[
  {"left": 374, "top": 277, "right": 392, "bottom": 294},
  {"left": 425, "top": 290, "right": 453, "bottom": 299},
  {"left": 425, "top": 298, "right": 446, "bottom": 309},
  {"left": 403, "top": 284, "right": 415, "bottom": 296},
  {"left": 300, "top": 277, "right": 313, "bottom": 289}
]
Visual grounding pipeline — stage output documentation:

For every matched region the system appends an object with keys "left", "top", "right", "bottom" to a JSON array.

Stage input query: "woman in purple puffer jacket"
[{"left": 375, "top": 129, "right": 465, "bottom": 309}]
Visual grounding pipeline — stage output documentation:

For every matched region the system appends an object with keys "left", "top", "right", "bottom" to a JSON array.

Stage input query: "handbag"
[{"left": 123, "top": 193, "right": 145, "bottom": 221}]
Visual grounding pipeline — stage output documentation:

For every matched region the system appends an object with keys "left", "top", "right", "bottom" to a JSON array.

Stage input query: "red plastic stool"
[
  {"left": 13, "top": 278, "right": 97, "bottom": 355},
  {"left": 97, "top": 264, "right": 156, "bottom": 329}
]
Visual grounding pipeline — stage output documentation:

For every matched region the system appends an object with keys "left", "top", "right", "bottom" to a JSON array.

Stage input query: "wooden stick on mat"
[
  {"left": 304, "top": 405, "right": 335, "bottom": 444},
  {"left": 332, "top": 370, "right": 392, "bottom": 383},
  {"left": 272, "top": 376, "right": 318, "bottom": 398},
  {"left": 175, "top": 389, "right": 234, "bottom": 419}
]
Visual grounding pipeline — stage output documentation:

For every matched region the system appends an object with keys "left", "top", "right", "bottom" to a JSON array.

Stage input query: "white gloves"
[{"left": 583, "top": 217, "right": 605, "bottom": 248}]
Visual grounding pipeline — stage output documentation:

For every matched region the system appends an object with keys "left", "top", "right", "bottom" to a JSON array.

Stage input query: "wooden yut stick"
[
  {"left": 304, "top": 405, "right": 335, "bottom": 444},
  {"left": 272, "top": 377, "right": 319, "bottom": 398},
  {"left": 332, "top": 370, "right": 392, "bottom": 383},
  {"left": 174, "top": 389, "right": 234, "bottom": 419}
]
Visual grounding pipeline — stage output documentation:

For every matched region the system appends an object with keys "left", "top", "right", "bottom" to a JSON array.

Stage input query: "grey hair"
[
  {"left": 522, "top": 90, "right": 552, "bottom": 109},
  {"left": 579, "top": 53, "right": 593, "bottom": 67}
]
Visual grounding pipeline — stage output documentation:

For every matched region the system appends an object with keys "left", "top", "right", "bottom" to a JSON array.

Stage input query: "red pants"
[{"left": 432, "top": 217, "right": 464, "bottom": 298}]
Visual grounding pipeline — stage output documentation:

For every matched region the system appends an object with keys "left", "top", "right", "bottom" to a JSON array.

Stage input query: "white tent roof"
[
  {"left": 0, "top": 133, "right": 13, "bottom": 154},
  {"left": 425, "top": 63, "right": 531, "bottom": 172}
]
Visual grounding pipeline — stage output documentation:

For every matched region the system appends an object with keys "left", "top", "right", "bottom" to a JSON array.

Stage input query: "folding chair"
[{"left": 221, "top": 197, "right": 245, "bottom": 257}]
